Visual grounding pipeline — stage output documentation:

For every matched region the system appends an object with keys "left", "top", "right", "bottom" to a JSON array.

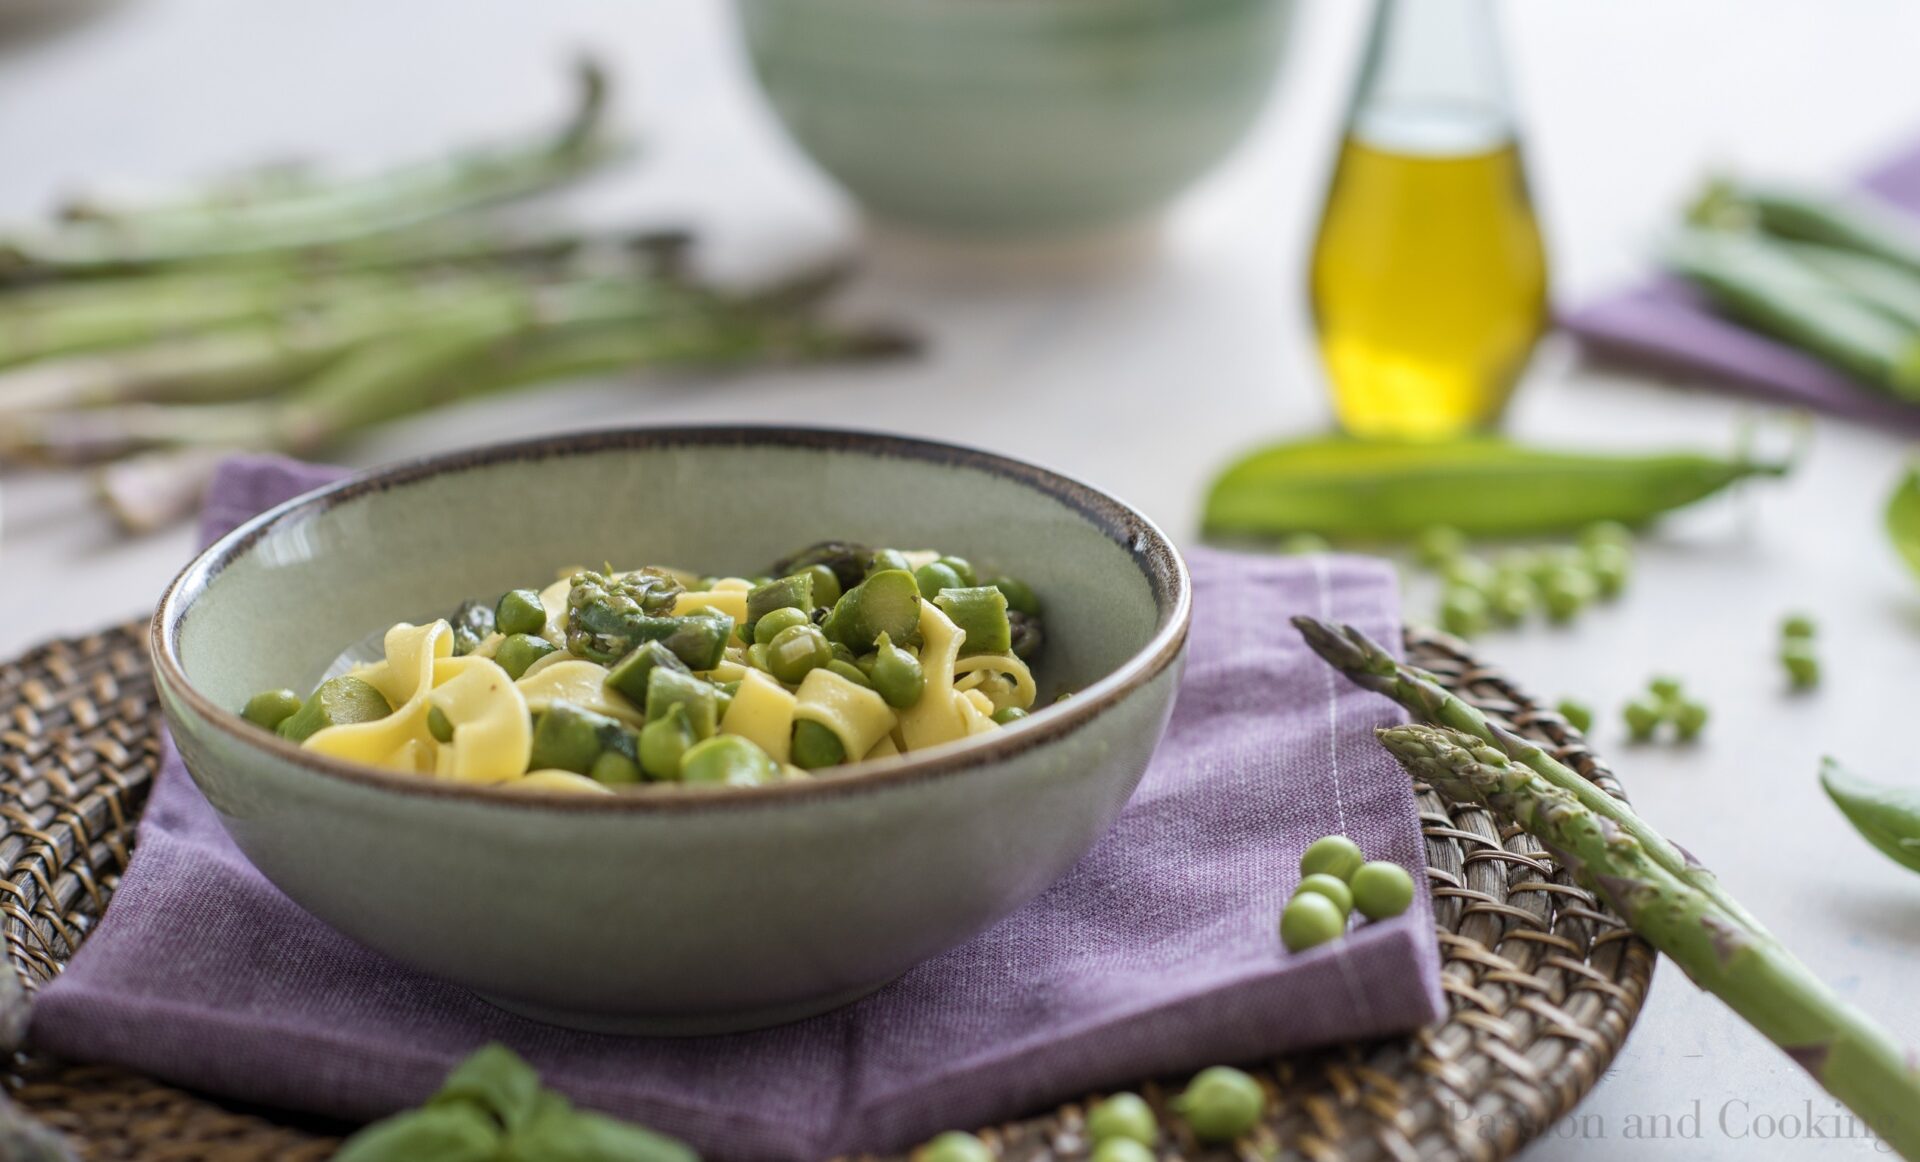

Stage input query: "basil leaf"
[
  {"left": 333, "top": 1102, "right": 501, "bottom": 1162},
  {"left": 430, "top": 1043, "right": 541, "bottom": 1131},
  {"left": 1886, "top": 462, "right": 1920, "bottom": 580},
  {"left": 503, "top": 1091, "right": 699, "bottom": 1162}
]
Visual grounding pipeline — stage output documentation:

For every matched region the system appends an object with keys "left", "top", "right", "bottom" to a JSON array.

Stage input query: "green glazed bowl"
[
  {"left": 737, "top": 0, "right": 1295, "bottom": 238},
  {"left": 153, "top": 427, "right": 1189, "bottom": 1034}
]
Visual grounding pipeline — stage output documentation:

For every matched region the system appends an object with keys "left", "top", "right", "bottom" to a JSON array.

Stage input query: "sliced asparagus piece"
[
  {"left": 1292, "top": 615, "right": 1772, "bottom": 939},
  {"left": 1379, "top": 724, "right": 1920, "bottom": 1160}
]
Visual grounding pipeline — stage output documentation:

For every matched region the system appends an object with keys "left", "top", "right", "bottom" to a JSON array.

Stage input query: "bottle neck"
[{"left": 1348, "top": 0, "right": 1516, "bottom": 156}]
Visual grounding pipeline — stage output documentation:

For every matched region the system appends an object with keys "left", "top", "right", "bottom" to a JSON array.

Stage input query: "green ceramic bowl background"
[
  {"left": 153, "top": 427, "right": 1189, "bottom": 1034},
  {"left": 737, "top": 0, "right": 1295, "bottom": 237}
]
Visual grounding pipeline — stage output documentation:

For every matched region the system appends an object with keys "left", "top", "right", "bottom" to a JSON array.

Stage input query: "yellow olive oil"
[{"left": 1310, "top": 135, "right": 1548, "bottom": 440}]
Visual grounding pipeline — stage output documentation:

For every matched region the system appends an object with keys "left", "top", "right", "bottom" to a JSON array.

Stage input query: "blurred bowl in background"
[{"left": 736, "top": 0, "right": 1294, "bottom": 241}]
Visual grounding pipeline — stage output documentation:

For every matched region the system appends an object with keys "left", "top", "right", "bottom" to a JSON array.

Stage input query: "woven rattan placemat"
[{"left": 0, "top": 621, "right": 1653, "bottom": 1161}]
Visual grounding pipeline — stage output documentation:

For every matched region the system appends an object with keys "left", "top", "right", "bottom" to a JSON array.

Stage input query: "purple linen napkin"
[
  {"left": 31, "top": 455, "right": 1444, "bottom": 1161},
  {"left": 1563, "top": 139, "right": 1920, "bottom": 430}
]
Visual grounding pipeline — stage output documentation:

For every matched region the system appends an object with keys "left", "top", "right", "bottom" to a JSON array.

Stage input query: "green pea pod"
[
  {"left": 1202, "top": 435, "right": 1791, "bottom": 539},
  {"left": 427, "top": 1042, "right": 540, "bottom": 1131},
  {"left": 1821, "top": 758, "right": 1920, "bottom": 875},
  {"left": 1884, "top": 462, "right": 1920, "bottom": 582},
  {"left": 333, "top": 1102, "right": 501, "bottom": 1162}
]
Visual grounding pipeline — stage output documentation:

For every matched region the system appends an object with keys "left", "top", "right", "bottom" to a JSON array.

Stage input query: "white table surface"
[{"left": 4, "top": 2, "right": 1920, "bottom": 1157}]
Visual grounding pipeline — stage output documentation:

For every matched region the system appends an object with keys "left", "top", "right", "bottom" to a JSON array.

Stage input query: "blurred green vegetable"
[
  {"left": 1204, "top": 435, "right": 1790, "bottom": 540},
  {"left": 1821, "top": 759, "right": 1920, "bottom": 875},
  {"left": 1886, "top": 462, "right": 1920, "bottom": 582}
]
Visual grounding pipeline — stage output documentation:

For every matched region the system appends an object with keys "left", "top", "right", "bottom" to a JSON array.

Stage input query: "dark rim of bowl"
[{"left": 152, "top": 425, "right": 1191, "bottom": 813}]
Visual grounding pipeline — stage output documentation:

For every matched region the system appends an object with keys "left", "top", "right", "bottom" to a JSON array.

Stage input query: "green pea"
[
  {"left": 1555, "top": 698, "right": 1593, "bottom": 734},
  {"left": 1279, "top": 892, "right": 1347, "bottom": 952},
  {"left": 1085, "top": 1092, "right": 1157, "bottom": 1146},
  {"left": 991, "top": 706, "right": 1028, "bottom": 726},
  {"left": 1647, "top": 674, "right": 1684, "bottom": 704},
  {"left": 1781, "top": 641, "right": 1820, "bottom": 689},
  {"left": 495, "top": 633, "right": 558, "bottom": 681},
  {"left": 1349, "top": 861, "right": 1415, "bottom": 920},
  {"left": 791, "top": 720, "right": 847, "bottom": 769},
  {"left": 1488, "top": 576, "right": 1536, "bottom": 624},
  {"left": 938, "top": 555, "right": 978, "bottom": 586},
  {"left": 590, "top": 751, "right": 643, "bottom": 785},
  {"left": 1542, "top": 567, "right": 1596, "bottom": 622},
  {"left": 1530, "top": 545, "right": 1589, "bottom": 585},
  {"left": 988, "top": 576, "right": 1041, "bottom": 617},
  {"left": 826, "top": 659, "right": 875, "bottom": 689},
  {"left": 914, "top": 561, "right": 965, "bottom": 600},
  {"left": 1172, "top": 1066, "right": 1266, "bottom": 1143},
  {"left": 1439, "top": 586, "right": 1489, "bottom": 638},
  {"left": 680, "top": 734, "right": 780, "bottom": 786},
  {"left": 1293, "top": 873, "right": 1353, "bottom": 915},
  {"left": 1442, "top": 554, "right": 1495, "bottom": 594},
  {"left": 241, "top": 688, "right": 303, "bottom": 731},
  {"left": 1089, "top": 1139, "right": 1154, "bottom": 1162},
  {"left": 868, "top": 548, "right": 912, "bottom": 577},
  {"left": 277, "top": 676, "right": 392, "bottom": 743},
  {"left": 1277, "top": 532, "right": 1331, "bottom": 555},
  {"left": 911, "top": 1131, "right": 993, "bottom": 1162},
  {"left": 869, "top": 632, "right": 926, "bottom": 710},
  {"left": 1585, "top": 542, "right": 1632, "bottom": 598},
  {"left": 1781, "top": 612, "right": 1817, "bottom": 640},
  {"left": 1673, "top": 700, "right": 1709, "bottom": 741},
  {"left": 1414, "top": 524, "right": 1466, "bottom": 569},
  {"left": 494, "top": 588, "right": 548, "bottom": 637},
  {"left": 529, "top": 702, "right": 610, "bottom": 775},
  {"left": 1580, "top": 520, "right": 1634, "bottom": 549},
  {"left": 754, "top": 606, "right": 812, "bottom": 647},
  {"left": 800, "top": 563, "right": 842, "bottom": 609},
  {"left": 1623, "top": 698, "right": 1663, "bottom": 742},
  {"left": 746, "top": 643, "right": 771, "bottom": 673},
  {"left": 1299, "top": 834, "right": 1364, "bottom": 881},
  {"left": 767, "top": 624, "right": 833, "bottom": 686},
  {"left": 639, "top": 704, "right": 697, "bottom": 780},
  {"left": 426, "top": 705, "right": 455, "bottom": 744}
]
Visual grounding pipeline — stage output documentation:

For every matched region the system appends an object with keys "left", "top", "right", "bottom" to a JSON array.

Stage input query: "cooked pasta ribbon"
[
  {"left": 793, "top": 668, "right": 897, "bottom": 760},
  {"left": 509, "top": 770, "right": 614, "bottom": 795},
  {"left": 309, "top": 622, "right": 450, "bottom": 772},
  {"left": 515, "top": 659, "right": 646, "bottom": 727},
  {"left": 897, "top": 601, "right": 968, "bottom": 750},
  {"left": 430, "top": 656, "right": 531, "bottom": 783},
  {"left": 951, "top": 653, "right": 1036, "bottom": 710},
  {"left": 673, "top": 587, "right": 749, "bottom": 625},
  {"left": 720, "top": 670, "right": 796, "bottom": 763}
]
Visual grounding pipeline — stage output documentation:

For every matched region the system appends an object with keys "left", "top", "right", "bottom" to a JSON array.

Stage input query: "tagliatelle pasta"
[{"left": 241, "top": 542, "right": 1050, "bottom": 792}]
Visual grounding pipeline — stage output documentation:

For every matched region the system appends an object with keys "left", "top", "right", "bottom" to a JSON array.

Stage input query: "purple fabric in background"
[
  {"left": 1563, "top": 138, "right": 1920, "bottom": 431},
  {"left": 31, "top": 455, "right": 1444, "bottom": 1161}
]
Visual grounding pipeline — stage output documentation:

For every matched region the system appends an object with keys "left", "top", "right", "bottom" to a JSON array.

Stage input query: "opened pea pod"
[{"left": 237, "top": 541, "right": 1050, "bottom": 793}]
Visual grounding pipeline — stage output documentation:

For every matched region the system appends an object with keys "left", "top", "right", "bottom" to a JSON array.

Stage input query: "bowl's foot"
[{"left": 473, "top": 978, "right": 894, "bottom": 1036}]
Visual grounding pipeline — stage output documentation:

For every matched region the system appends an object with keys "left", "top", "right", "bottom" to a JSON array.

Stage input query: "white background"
[{"left": 3, "top": 2, "right": 1919, "bottom": 1157}]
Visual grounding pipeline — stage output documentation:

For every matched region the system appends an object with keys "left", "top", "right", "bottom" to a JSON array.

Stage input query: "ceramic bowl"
[
  {"left": 736, "top": 0, "right": 1295, "bottom": 238},
  {"left": 153, "top": 427, "right": 1189, "bottom": 1034}
]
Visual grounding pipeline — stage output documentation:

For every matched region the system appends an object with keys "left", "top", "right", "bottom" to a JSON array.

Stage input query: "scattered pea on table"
[
  {"left": 1299, "top": 835, "right": 1365, "bottom": 881},
  {"left": 913, "top": 1130, "right": 995, "bottom": 1162},
  {"left": 1172, "top": 1066, "right": 1266, "bottom": 1143},
  {"left": 1555, "top": 698, "right": 1593, "bottom": 734},
  {"left": 1085, "top": 1092, "right": 1157, "bottom": 1146},
  {"left": 1349, "top": 861, "right": 1415, "bottom": 921}
]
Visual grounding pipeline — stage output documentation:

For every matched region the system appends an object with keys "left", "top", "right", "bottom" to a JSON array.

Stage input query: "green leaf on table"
[
  {"left": 502, "top": 1090, "right": 700, "bottom": 1162},
  {"left": 332, "top": 1101, "right": 501, "bottom": 1162},
  {"left": 429, "top": 1042, "right": 541, "bottom": 1131},
  {"left": 1885, "top": 461, "right": 1920, "bottom": 580}
]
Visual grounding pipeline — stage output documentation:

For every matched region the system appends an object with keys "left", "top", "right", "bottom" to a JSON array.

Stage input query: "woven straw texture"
[{"left": 0, "top": 621, "right": 1652, "bottom": 1161}]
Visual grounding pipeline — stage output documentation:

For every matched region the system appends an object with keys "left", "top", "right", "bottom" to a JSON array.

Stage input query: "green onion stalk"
[
  {"left": 1378, "top": 724, "right": 1920, "bottom": 1161},
  {"left": 1291, "top": 616, "right": 1771, "bottom": 939}
]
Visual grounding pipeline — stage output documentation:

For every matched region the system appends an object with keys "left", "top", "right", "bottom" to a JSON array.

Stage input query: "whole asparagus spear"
[
  {"left": 0, "top": 58, "right": 627, "bottom": 279},
  {"left": 1379, "top": 724, "right": 1920, "bottom": 1160},
  {"left": 1293, "top": 616, "right": 1771, "bottom": 939}
]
